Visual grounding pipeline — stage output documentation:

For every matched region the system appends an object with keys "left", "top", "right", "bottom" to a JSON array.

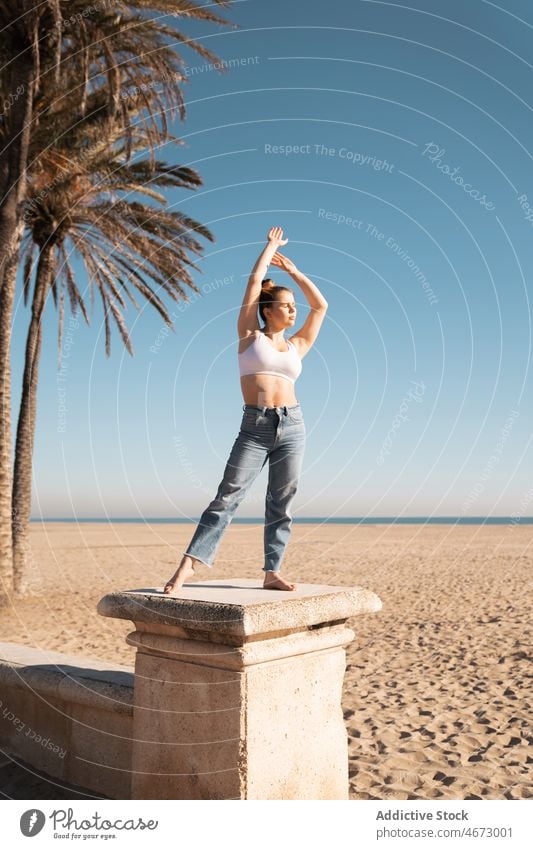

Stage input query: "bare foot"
[
  {"left": 163, "top": 557, "right": 196, "bottom": 594},
  {"left": 263, "top": 571, "right": 297, "bottom": 591}
]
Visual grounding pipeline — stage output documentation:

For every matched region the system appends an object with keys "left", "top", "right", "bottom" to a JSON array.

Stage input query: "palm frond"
[
  {"left": 57, "top": 282, "right": 65, "bottom": 367},
  {"left": 58, "top": 243, "right": 90, "bottom": 325},
  {"left": 22, "top": 242, "right": 36, "bottom": 306},
  {"left": 98, "top": 284, "right": 112, "bottom": 358},
  {"left": 20, "top": 4, "right": 225, "bottom": 358}
]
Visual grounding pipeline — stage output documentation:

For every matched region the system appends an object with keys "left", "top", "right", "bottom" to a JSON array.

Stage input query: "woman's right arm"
[{"left": 237, "top": 226, "right": 288, "bottom": 336}]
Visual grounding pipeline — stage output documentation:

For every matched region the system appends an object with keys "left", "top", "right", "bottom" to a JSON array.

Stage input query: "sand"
[{"left": 0, "top": 521, "right": 530, "bottom": 801}]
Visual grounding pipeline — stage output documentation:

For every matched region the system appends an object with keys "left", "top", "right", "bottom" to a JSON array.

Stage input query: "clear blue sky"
[{"left": 13, "top": 0, "right": 533, "bottom": 519}]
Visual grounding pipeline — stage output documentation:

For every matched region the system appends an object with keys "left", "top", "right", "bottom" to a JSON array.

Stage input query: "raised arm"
[
  {"left": 270, "top": 252, "right": 328, "bottom": 357},
  {"left": 237, "top": 226, "right": 288, "bottom": 337}
]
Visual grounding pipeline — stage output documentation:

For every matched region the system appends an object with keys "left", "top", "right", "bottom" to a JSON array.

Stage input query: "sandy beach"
[{"left": 0, "top": 521, "right": 530, "bottom": 801}]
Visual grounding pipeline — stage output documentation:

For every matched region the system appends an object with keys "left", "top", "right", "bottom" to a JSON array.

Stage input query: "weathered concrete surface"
[
  {"left": 97, "top": 578, "right": 382, "bottom": 641},
  {"left": 98, "top": 579, "right": 382, "bottom": 800},
  {"left": 0, "top": 643, "right": 133, "bottom": 799}
]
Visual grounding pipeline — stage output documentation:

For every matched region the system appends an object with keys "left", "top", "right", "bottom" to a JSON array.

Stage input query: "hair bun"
[{"left": 261, "top": 278, "right": 275, "bottom": 290}]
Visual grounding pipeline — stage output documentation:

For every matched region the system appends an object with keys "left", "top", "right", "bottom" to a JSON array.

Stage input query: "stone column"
[{"left": 97, "top": 579, "right": 381, "bottom": 800}]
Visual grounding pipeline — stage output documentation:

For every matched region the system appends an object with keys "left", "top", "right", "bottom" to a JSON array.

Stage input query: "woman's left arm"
[{"left": 270, "top": 252, "right": 328, "bottom": 356}]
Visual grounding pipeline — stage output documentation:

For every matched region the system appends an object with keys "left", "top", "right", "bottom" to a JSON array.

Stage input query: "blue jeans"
[{"left": 183, "top": 403, "right": 306, "bottom": 572}]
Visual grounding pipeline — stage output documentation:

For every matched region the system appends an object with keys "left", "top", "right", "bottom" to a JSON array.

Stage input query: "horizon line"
[{"left": 29, "top": 516, "right": 533, "bottom": 524}]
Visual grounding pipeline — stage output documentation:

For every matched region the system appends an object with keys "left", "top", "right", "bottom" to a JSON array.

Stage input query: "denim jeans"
[{"left": 183, "top": 403, "right": 306, "bottom": 572}]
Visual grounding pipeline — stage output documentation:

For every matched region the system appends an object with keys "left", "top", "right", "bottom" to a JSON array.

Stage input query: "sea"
[{"left": 31, "top": 517, "right": 533, "bottom": 525}]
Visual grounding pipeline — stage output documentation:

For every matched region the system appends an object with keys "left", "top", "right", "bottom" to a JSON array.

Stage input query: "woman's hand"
[
  {"left": 267, "top": 226, "right": 288, "bottom": 247},
  {"left": 270, "top": 251, "right": 297, "bottom": 274}
]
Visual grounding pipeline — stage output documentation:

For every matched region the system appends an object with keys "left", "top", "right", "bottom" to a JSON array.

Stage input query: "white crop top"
[{"left": 238, "top": 332, "right": 302, "bottom": 384}]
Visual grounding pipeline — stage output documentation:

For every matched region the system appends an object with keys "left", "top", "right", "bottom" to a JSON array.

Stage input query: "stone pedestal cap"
[{"left": 97, "top": 579, "right": 382, "bottom": 642}]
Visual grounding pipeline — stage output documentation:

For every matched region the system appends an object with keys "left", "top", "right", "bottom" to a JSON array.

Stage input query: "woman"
[{"left": 163, "top": 226, "right": 328, "bottom": 593}]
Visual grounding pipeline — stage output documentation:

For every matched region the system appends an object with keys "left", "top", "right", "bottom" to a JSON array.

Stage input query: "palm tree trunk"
[
  {"left": 0, "top": 47, "right": 34, "bottom": 603},
  {"left": 0, "top": 54, "right": 34, "bottom": 283},
  {"left": 12, "top": 246, "right": 52, "bottom": 595},
  {"left": 0, "top": 251, "right": 19, "bottom": 602}
]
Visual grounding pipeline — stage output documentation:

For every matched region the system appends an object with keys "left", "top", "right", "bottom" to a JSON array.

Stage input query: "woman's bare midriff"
[
  {"left": 238, "top": 331, "right": 301, "bottom": 406},
  {"left": 240, "top": 373, "right": 298, "bottom": 407}
]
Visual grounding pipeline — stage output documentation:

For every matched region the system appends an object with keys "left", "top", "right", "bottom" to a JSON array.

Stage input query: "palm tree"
[
  {"left": 0, "top": 0, "right": 235, "bottom": 597},
  {"left": 0, "top": 0, "right": 61, "bottom": 599},
  {"left": 13, "top": 122, "right": 214, "bottom": 591},
  {"left": 1, "top": 0, "right": 233, "bottom": 270}
]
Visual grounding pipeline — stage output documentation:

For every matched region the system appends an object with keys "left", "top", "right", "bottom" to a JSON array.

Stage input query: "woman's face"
[{"left": 265, "top": 293, "right": 296, "bottom": 327}]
